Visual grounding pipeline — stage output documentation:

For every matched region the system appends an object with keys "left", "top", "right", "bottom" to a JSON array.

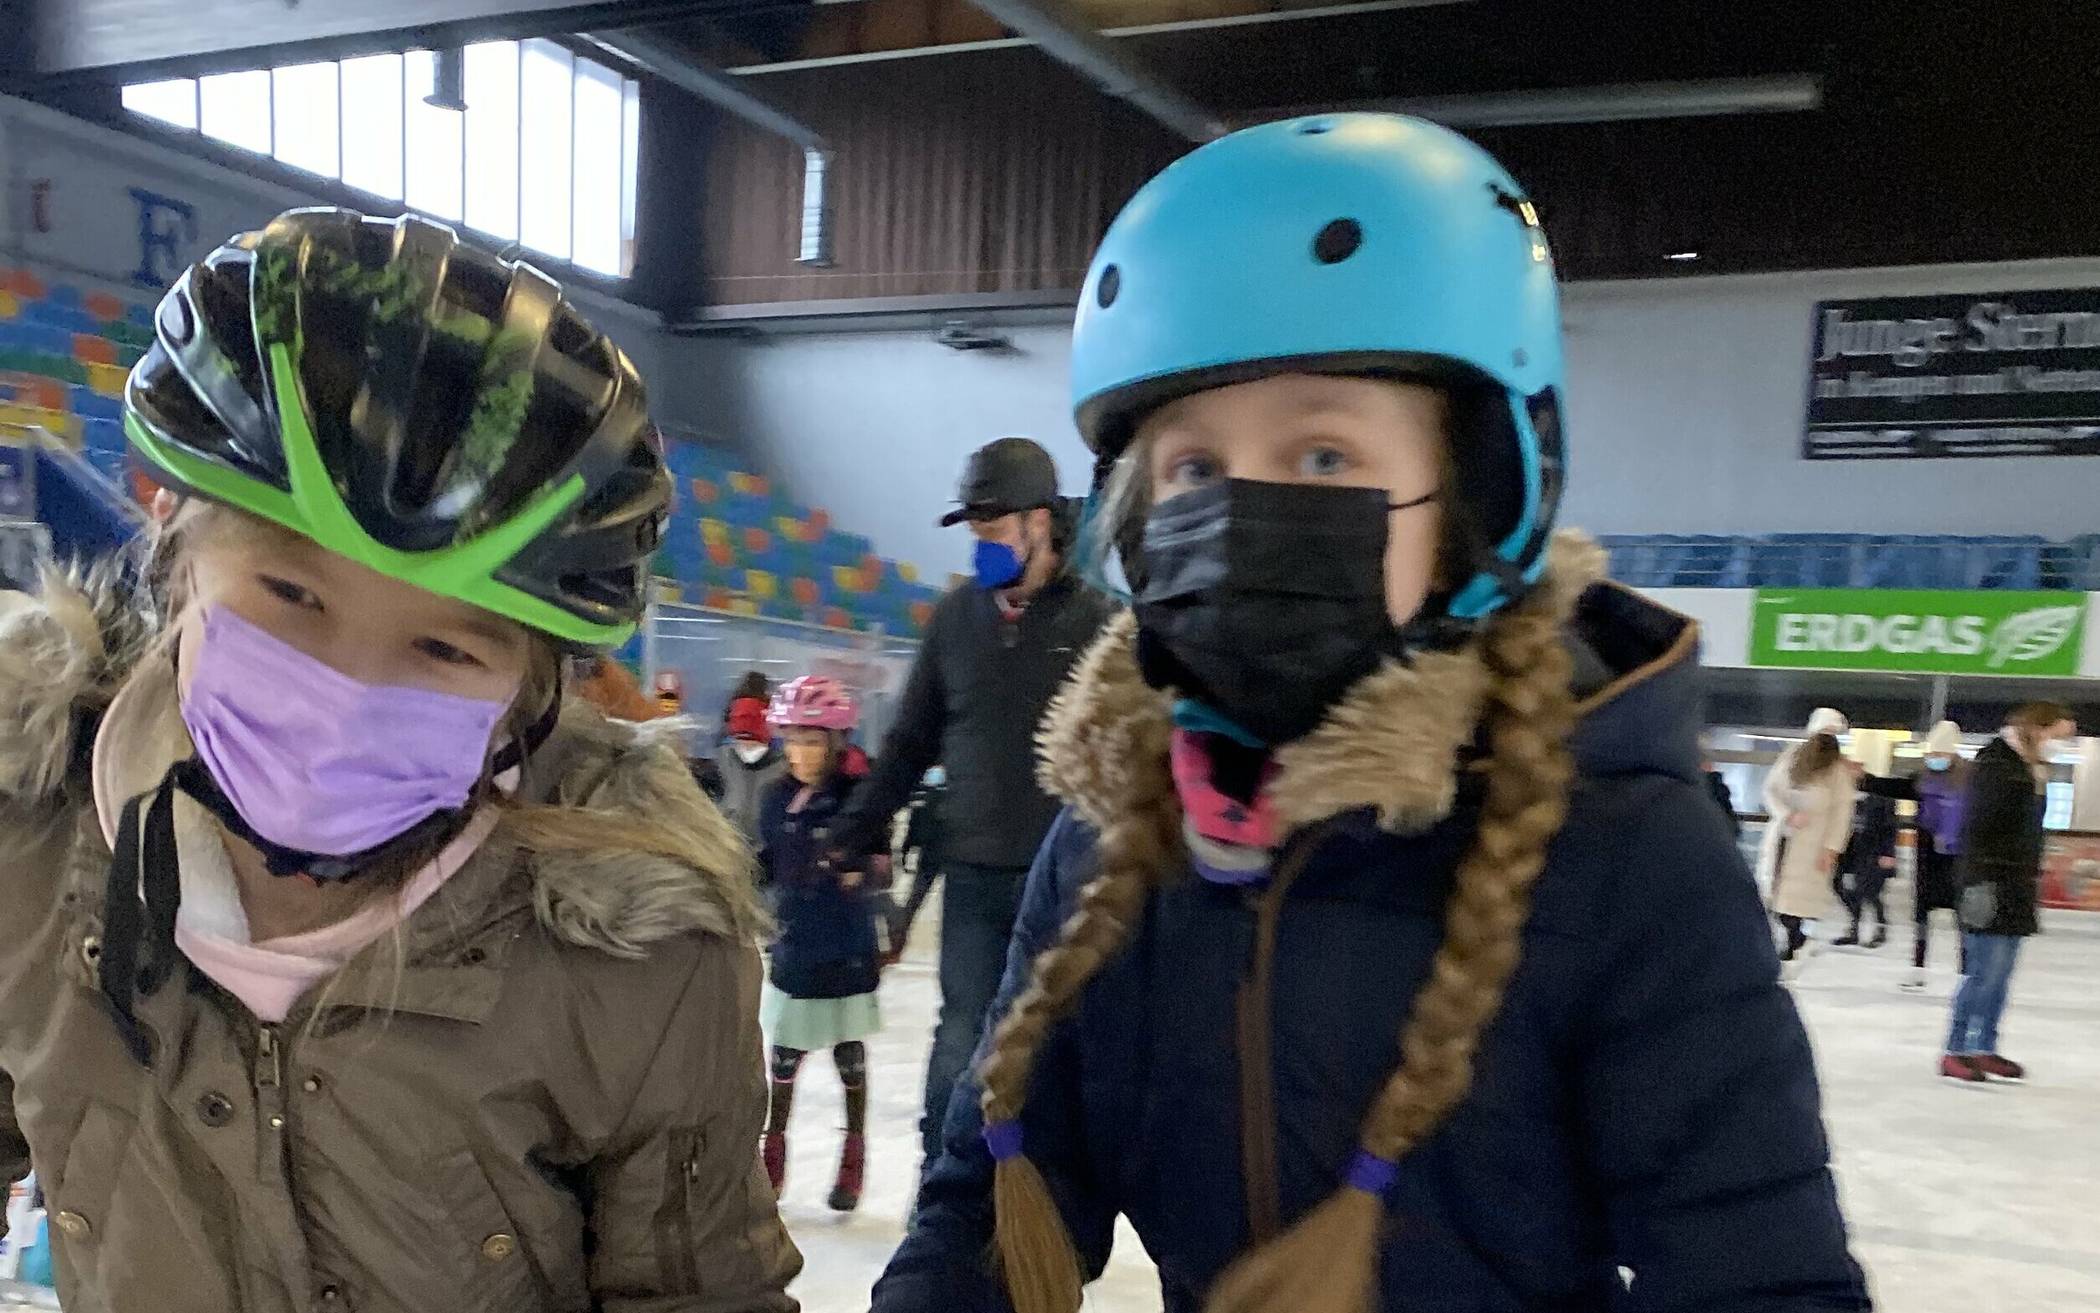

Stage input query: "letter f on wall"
[{"left": 129, "top": 188, "right": 198, "bottom": 289}]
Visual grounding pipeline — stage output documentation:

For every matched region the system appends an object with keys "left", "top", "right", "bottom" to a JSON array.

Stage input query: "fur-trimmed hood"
[
  {"left": 1038, "top": 532, "right": 1702, "bottom": 837},
  {"left": 0, "top": 569, "right": 763, "bottom": 957}
]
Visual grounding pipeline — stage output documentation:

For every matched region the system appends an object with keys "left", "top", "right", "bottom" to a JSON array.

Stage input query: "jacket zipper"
[
  {"left": 1234, "top": 834, "right": 1320, "bottom": 1246},
  {"left": 255, "top": 1023, "right": 286, "bottom": 1185}
]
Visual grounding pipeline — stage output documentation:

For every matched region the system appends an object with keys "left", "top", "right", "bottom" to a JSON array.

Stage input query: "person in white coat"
[{"left": 1758, "top": 707, "right": 1859, "bottom": 962}]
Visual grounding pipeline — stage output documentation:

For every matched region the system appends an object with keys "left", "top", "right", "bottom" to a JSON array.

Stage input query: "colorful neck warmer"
[{"left": 1170, "top": 728, "right": 1280, "bottom": 885}]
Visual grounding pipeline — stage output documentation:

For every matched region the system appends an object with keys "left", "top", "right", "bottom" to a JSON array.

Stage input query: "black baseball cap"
[{"left": 938, "top": 437, "right": 1060, "bottom": 526}]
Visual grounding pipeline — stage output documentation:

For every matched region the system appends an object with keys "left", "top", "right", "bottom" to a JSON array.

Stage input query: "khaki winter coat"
[
  {"left": 1756, "top": 747, "right": 1857, "bottom": 919},
  {"left": 0, "top": 576, "right": 801, "bottom": 1312}
]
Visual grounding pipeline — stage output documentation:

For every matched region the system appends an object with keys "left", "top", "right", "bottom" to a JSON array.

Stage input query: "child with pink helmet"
[{"left": 757, "top": 675, "right": 885, "bottom": 1211}]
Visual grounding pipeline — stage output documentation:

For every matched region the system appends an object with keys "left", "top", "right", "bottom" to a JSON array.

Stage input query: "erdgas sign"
[
  {"left": 1751, "top": 589, "right": 2087, "bottom": 677},
  {"left": 1804, "top": 289, "right": 2100, "bottom": 459}
]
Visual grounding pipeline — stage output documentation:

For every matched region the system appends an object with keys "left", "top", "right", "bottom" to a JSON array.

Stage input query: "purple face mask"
[{"left": 179, "top": 605, "right": 509, "bottom": 858}]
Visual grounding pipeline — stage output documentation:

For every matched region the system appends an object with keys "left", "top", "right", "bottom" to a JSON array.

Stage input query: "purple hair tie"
[
  {"left": 983, "top": 1120, "right": 1025, "bottom": 1162},
  {"left": 1345, "top": 1148, "right": 1399, "bottom": 1197}
]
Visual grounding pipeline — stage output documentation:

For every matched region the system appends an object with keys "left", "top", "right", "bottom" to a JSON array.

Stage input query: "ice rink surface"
[{"left": 778, "top": 900, "right": 2100, "bottom": 1313}]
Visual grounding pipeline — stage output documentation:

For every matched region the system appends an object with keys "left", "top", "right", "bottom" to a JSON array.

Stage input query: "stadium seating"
[
  {"left": 664, "top": 442, "right": 943, "bottom": 636},
  {"left": 0, "top": 267, "right": 152, "bottom": 499}
]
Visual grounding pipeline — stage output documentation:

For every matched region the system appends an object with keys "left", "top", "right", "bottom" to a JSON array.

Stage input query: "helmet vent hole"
[
  {"left": 1313, "top": 218, "right": 1363, "bottom": 265},
  {"left": 1096, "top": 264, "right": 1121, "bottom": 309}
]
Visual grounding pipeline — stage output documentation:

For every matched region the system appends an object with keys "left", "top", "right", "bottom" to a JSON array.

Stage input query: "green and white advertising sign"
[{"left": 1750, "top": 589, "right": 2088, "bottom": 676}]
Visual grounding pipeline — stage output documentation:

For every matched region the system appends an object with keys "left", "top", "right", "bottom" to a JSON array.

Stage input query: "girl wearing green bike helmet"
[
  {"left": 0, "top": 210, "right": 799, "bottom": 1313},
  {"left": 878, "top": 117, "right": 1866, "bottom": 1313}
]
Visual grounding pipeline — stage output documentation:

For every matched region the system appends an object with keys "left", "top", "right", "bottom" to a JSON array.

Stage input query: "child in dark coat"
[
  {"left": 1836, "top": 785, "right": 1901, "bottom": 947},
  {"left": 757, "top": 675, "right": 883, "bottom": 1211},
  {"left": 875, "top": 115, "right": 1866, "bottom": 1313}
]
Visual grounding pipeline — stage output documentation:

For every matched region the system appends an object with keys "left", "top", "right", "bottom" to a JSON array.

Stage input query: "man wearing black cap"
[{"left": 828, "top": 436, "right": 1110, "bottom": 1173}]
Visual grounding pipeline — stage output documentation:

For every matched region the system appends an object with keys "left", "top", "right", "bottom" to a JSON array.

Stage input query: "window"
[
  {"left": 622, "top": 80, "right": 641, "bottom": 274},
  {"left": 404, "top": 51, "right": 465, "bottom": 222},
  {"left": 271, "top": 63, "right": 339, "bottom": 179},
  {"left": 122, "top": 79, "right": 197, "bottom": 130},
  {"left": 123, "top": 45, "right": 640, "bottom": 277},
  {"left": 519, "top": 40, "right": 575, "bottom": 263},
  {"left": 339, "top": 54, "right": 405, "bottom": 201},
  {"left": 199, "top": 70, "right": 271, "bottom": 155},
  {"left": 463, "top": 41, "right": 522, "bottom": 243},
  {"left": 571, "top": 57, "right": 624, "bottom": 276}
]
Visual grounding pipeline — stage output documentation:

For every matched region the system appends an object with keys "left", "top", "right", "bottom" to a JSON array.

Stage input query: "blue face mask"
[
  {"left": 1927, "top": 757, "right": 1952, "bottom": 772},
  {"left": 973, "top": 539, "right": 1025, "bottom": 590}
]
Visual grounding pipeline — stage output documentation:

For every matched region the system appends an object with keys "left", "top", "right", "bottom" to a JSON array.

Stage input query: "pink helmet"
[{"left": 768, "top": 675, "right": 858, "bottom": 731}]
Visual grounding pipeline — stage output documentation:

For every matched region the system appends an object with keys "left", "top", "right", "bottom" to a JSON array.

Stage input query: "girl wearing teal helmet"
[
  {"left": 0, "top": 210, "right": 799, "bottom": 1312},
  {"left": 876, "top": 117, "right": 1866, "bottom": 1313}
]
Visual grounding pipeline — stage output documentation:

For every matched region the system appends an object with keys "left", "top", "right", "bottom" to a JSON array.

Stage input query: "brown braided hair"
[
  {"left": 1203, "top": 597, "right": 1576, "bottom": 1313},
  {"left": 977, "top": 666, "right": 1183, "bottom": 1313},
  {"left": 977, "top": 582, "right": 1579, "bottom": 1313}
]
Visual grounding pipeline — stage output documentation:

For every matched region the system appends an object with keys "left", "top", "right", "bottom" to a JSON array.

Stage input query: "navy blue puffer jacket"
[
  {"left": 874, "top": 551, "right": 1870, "bottom": 1313},
  {"left": 758, "top": 772, "right": 882, "bottom": 999}
]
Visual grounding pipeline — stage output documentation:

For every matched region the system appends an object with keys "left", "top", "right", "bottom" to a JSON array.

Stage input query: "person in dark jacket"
[
  {"left": 1835, "top": 781, "right": 1899, "bottom": 948},
  {"left": 1940, "top": 702, "right": 2074, "bottom": 1084},
  {"left": 1856, "top": 721, "right": 1969, "bottom": 988},
  {"left": 1704, "top": 759, "right": 1743, "bottom": 838},
  {"left": 826, "top": 437, "right": 1112, "bottom": 1169},
  {"left": 875, "top": 115, "right": 1866, "bottom": 1313},
  {"left": 757, "top": 676, "right": 884, "bottom": 1211}
]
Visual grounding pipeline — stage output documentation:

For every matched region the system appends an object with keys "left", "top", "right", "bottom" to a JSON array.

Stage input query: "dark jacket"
[
  {"left": 830, "top": 572, "right": 1111, "bottom": 870},
  {"left": 1843, "top": 791, "right": 1902, "bottom": 880},
  {"left": 1958, "top": 736, "right": 2047, "bottom": 937},
  {"left": 1859, "top": 770, "right": 1964, "bottom": 910},
  {"left": 1705, "top": 769, "right": 1742, "bottom": 838},
  {"left": 874, "top": 544, "right": 1867, "bottom": 1313},
  {"left": 758, "top": 772, "right": 881, "bottom": 999}
]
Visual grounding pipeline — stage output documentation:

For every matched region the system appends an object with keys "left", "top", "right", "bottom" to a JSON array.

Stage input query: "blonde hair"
[{"left": 989, "top": 457, "right": 1579, "bottom": 1313}]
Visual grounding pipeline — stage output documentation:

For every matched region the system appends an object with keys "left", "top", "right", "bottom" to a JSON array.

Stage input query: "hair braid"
[
  {"left": 980, "top": 712, "right": 1183, "bottom": 1313},
  {"left": 1202, "top": 603, "right": 1578, "bottom": 1313}
]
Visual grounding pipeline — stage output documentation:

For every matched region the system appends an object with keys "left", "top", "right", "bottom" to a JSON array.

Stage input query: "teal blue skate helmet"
[{"left": 1072, "top": 112, "right": 1566, "bottom": 621}]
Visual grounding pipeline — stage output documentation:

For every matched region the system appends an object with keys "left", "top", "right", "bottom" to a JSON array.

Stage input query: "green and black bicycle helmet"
[{"left": 125, "top": 207, "right": 670, "bottom": 648}]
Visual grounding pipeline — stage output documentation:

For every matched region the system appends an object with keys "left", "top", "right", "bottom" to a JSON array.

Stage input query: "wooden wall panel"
[{"left": 700, "top": 48, "right": 1185, "bottom": 304}]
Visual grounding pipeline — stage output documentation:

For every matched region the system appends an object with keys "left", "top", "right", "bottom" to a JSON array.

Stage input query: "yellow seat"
[{"left": 87, "top": 362, "right": 128, "bottom": 398}]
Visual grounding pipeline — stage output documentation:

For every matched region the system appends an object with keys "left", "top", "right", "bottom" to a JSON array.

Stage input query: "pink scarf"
[{"left": 1169, "top": 729, "right": 1279, "bottom": 885}]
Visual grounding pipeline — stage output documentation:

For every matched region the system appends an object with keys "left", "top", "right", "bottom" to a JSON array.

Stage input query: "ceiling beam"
[
  {"left": 965, "top": 0, "right": 1223, "bottom": 140},
  {"left": 1247, "top": 75, "right": 1826, "bottom": 129},
  {"left": 723, "top": 0, "right": 1465, "bottom": 75}
]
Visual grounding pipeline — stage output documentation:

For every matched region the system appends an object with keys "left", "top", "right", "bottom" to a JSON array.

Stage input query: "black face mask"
[{"left": 1134, "top": 479, "right": 1424, "bottom": 746}]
